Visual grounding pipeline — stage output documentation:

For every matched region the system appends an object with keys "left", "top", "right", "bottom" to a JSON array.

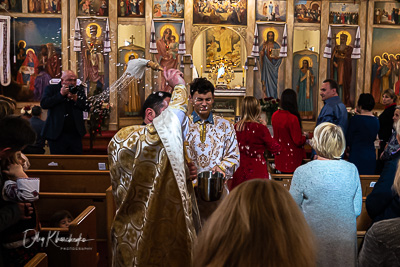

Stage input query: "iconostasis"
[{"left": 1, "top": 0, "right": 397, "bottom": 129}]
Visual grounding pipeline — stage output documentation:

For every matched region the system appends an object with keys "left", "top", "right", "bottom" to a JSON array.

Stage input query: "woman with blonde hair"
[
  {"left": 290, "top": 122, "right": 362, "bottom": 267},
  {"left": 231, "top": 96, "right": 280, "bottom": 190},
  {"left": 194, "top": 179, "right": 315, "bottom": 267}
]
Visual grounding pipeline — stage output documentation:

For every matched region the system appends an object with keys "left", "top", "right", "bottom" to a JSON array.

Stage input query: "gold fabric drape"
[{"left": 109, "top": 84, "right": 198, "bottom": 267}]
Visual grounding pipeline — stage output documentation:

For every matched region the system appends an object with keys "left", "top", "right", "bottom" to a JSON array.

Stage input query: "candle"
[
  {"left": 242, "top": 65, "right": 245, "bottom": 76},
  {"left": 200, "top": 65, "right": 203, "bottom": 77}
]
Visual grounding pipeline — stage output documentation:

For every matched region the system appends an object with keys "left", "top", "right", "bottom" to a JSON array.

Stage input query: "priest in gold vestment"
[{"left": 108, "top": 69, "right": 199, "bottom": 267}]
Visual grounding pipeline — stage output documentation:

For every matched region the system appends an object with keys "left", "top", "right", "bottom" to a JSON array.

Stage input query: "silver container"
[{"left": 197, "top": 171, "right": 225, "bottom": 202}]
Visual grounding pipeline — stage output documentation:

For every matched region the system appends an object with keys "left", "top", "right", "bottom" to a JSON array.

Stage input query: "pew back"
[
  {"left": 24, "top": 253, "right": 48, "bottom": 267},
  {"left": 40, "top": 206, "right": 97, "bottom": 267},
  {"left": 26, "top": 155, "right": 109, "bottom": 170},
  {"left": 270, "top": 174, "right": 379, "bottom": 197},
  {"left": 26, "top": 170, "right": 111, "bottom": 193}
]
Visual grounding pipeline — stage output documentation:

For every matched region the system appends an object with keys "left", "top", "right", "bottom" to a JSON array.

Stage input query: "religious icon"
[
  {"left": 329, "top": 3, "right": 359, "bottom": 25},
  {"left": 78, "top": 0, "right": 108, "bottom": 16},
  {"left": 154, "top": 22, "right": 182, "bottom": 92},
  {"left": 374, "top": 2, "right": 400, "bottom": 25},
  {"left": 328, "top": 28, "right": 357, "bottom": 107},
  {"left": 8, "top": 18, "right": 61, "bottom": 102},
  {"left": 118, "top": 31, "right": 146, "bottom": 117},
  {"left": 0, "top": 0, "right": 22, "bottom": 12},
  {"left": 28, "top": 0, "right": 61, "bottom": 13},
  {"left": 153, "top": 0, "right": 183, "bottom": 18},
  {"left": 118, "top": 0, "right": 145, "bottom": 17},
  {"left": 294, "top": 0, "right": 321, "bottom": 23},
  {"left": 371, "top": 55, "right": 383, "bottom": 103},
  {"left": 78, "top": 19, "right": 109, "bottom": 97},
  {"left": 258, "top": 26, "right": 284, "bottom": 99},
  {"left": 293, "top": 51, "right": 318, "bottom": 120},
  {"left": 256, "top": 0, "right": 287, "bottom": 22},
  {"left": 370, "top": 28, "right": 400, "bottom": 104},
  {"left": 205, "top": 27, "right": 241, "bottom": 70},
  {"left": 193, "top": 0, "right": 247, "bottom": 25}
]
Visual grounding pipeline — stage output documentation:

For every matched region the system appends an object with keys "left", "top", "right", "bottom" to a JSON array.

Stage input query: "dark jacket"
[
  {"left": 40, "top": 82, "right": 88, "bottom": 140},
  {"left": 23, "top": 116, "right": 46, "bottom": 154},
  {"left": 378, "top": 104, "right": 396, "bottom": 145},
  {"left": 366, "top": 152, "right": 400, "bottom": 222}
]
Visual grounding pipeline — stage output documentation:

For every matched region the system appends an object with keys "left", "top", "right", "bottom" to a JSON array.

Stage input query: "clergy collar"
[{"left": 192, "top": 111, "right": 214, "bottom": 124}]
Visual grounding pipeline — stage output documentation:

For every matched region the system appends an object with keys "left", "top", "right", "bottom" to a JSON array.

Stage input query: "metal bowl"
[{"left": 197, "top": 171, "right": 225, "bottom": 202}]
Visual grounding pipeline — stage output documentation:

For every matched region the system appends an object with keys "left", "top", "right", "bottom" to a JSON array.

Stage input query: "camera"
[{"left": 68, "top": 84, "right": 85, "bottom": 94}]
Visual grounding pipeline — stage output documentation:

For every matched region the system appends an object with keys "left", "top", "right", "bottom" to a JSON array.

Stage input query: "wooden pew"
[
  {"left": 357, "top": 231, "right": 366, "bottom": 252},
  {"left": 106, "top": 186, "right": 115, "bottom": 267},
  {"left": 357, "top": 197, "right": 372, "bottom": 231},
  {"left": 266, "top": 158, "right": 311, "bottom": 174},
  {"left": 26, "top": 170, "right": 111, "bottom": 193},
  {"left": 39, "top": 206, "right": 97, "bottom": 267},
  {"left": 26, "top": 155, "right": 109, "bottom": 170},
  {"left": 30, "top": 169, "right": 111, "bottom": 266},
  {"left": 24, "top": 253, "right": 48, "bottom": 267},
  {"left": 359, "top": 175, "right": 379, "bottom": 198},
  {"left": 270, "top": 173, "right": 380, "bottom": 197}
]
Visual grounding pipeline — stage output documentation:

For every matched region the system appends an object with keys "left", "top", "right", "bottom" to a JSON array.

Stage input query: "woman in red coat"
[
  {"left": 231, "top": 96, "right": 281, "bottom": 190},
  {"left": 272, "top": 89, "right": 307, "bottom": 173}
]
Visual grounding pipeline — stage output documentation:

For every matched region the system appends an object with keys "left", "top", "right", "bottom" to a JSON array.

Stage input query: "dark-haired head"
[
  {"left": 50, "top": 210, "right": 73, "bottom": 228},
  {"left": 0, "top": 115, "right": 36, "bottom": 156},
  {"left": 357, "top": 93, "right": 375, "bottom": 111},
  {"left": 189, "top": 78, "right": 215, "bottom": 97},
  {"left": 141, "top": 91, "right": 172, "bottom": 124},
  {"left": 382, "top": 89, "right": 398, "bottom": 103},
  {"left": 280, "top": 89, "right": 302, "bottom": 128},
  {"left": 32, "top": 106, "right": 42, "bottom": 117},
  {"left": 322, "top": 79, "right": 338, "bottom": 92}
]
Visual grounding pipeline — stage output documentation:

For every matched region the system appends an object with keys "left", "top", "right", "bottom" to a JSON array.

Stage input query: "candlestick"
[
  {"left": 200, "top": 65, "right": 203, "bottom": 78},
  {"left": 242, "top": 65, "right": 245, "bottom": 87}
]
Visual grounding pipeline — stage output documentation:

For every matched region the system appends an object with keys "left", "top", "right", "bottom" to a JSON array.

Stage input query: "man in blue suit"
[{"left": 41, "top": 70, "right": 88, "bottom": 154}]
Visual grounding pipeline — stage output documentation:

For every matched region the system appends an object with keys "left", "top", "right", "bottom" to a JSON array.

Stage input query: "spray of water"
[{"left": 87, "top": 58, "right": 162, "bottom": 106}]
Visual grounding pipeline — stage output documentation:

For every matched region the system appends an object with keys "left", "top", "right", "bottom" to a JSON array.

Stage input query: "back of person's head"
[
  {"left": 310, "top": 122, "right": 345, "bottom": 159},
  {"left": 141, "top": 91, "right": 172, "bottom": 119},
  {"left": 0, "top": 100, "right": 15, "bottom": 120},
  {"left": 0, "top": 95, "right": 17, "bottom": 110},
  {"left": 189, "top": 77, "right": 215, "bottom": 97},
  {"left": 280, "top": 88, "right": 302, "bottom": 128},
  {"left": 382, "top": 88, "right": 398, "bottom": 103},
  {"left": 31, "top": 106, "right": 42, "bottom": 117},
  {"left": 194, "top": 179, "right": 315, "bottom": 267},
  {"left": 357, "top": 93, "right": 375, "bottom": 111},
  {"left": 323, "top": 79, "right": 339, "bottom": 92},
  {"left": 236, "top": 96, "right": 261, "bottom": 131},
  {"left": 0, "top": 116, "right": 36, "bottom": 152},
  {"left": 50, "top": 210, "right": 73, "bottom": 228}
]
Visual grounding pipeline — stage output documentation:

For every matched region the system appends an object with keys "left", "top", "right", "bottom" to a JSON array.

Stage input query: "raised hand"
[{"left": 164, "top": 68, "right": 185, "bottom": 89}]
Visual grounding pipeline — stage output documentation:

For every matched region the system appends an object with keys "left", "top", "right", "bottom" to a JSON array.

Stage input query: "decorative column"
[{"left": 246, "top": 56, "right": 256, "bottom": 96}]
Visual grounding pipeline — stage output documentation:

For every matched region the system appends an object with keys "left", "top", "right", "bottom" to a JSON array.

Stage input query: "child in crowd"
[
  {"left": 1, "top": 151, "right": 37, "bottom": 202},
  {"left": 0, "top": 116, "right": 39, "bottom": 266},
  {"left": 50, "top": 210, "right": 73, "bottom": 228}
]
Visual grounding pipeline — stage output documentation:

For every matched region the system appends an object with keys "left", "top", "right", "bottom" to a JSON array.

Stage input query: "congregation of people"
[{"left": 1, "top": 66, "right": 400, "bottom": 266}]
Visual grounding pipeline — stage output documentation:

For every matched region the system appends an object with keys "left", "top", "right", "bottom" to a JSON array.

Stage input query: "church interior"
[
  {"left": 1, "top": 0, "right": 398, "bottom": 131},
  {"left": 0, "top": 0, "right": 399, "bottom": 266}
]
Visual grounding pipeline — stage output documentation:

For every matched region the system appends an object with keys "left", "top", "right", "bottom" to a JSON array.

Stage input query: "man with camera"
[{"left": 41, "top": 70, "right": 88, "bottom": 154}]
